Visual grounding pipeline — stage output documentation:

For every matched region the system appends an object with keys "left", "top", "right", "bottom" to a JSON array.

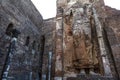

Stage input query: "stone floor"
[{"left": 67, "top": 74, "right": 115, "bottom": 80}]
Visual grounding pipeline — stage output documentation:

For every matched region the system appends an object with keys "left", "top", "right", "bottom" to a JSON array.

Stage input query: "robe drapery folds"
[{"left": 63, "top": 5, "right": 99, "bottom": 71}]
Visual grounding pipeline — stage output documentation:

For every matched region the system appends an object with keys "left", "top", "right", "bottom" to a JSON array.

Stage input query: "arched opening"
[
  {"left": 5, "top": 23, "right": 14, "bottom": 36},
  {"left": 5, "top": 23, "right": 20, "bottom": 38},
  {"left": 25, "top": 36, "right": 30, "bottom": 46},
  {"left": 32, "top": 40, "right": 36, "bottom": 50},
  {"left": 39, "top": 35, "right": 45, "bottom": 80}
]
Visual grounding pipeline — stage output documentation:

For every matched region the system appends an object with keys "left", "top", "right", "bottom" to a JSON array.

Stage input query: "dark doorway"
[
  {"left": 39, "top": 35, "right": 45, "bottom": 80},
  {"left": 25, "top": 36, "right": 30, "bottom": 46}
]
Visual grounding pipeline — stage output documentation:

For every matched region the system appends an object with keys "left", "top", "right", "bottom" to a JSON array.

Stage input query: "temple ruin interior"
[{"left": 0, "top": 0, "right": 120, "bottom": 80}]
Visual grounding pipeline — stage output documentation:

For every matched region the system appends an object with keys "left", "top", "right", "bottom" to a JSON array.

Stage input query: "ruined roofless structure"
[{"left": 0, "top": 0, "right": 120, "bottom": 80}]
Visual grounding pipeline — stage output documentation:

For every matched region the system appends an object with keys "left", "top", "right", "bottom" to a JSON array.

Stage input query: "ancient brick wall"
[
  {"left": 42, "top": 18, "right": 56, "bottom": 79},
  {"left": 0, "top": 0, "right": 43, "bottom": 79},
  {"left": 104, "top": 6, "right": 120, "bottom": 79}
]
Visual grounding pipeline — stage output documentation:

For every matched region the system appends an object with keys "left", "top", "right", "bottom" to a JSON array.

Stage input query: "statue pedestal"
[
  {"left": 77, "top": 69, "right": 86, "bottom": 79},
  {"left": 64, "top": 72, "right": 77, "bottom": 77},
  {"left": 89, "top": 71, "right": 100, "bottom": 76}
]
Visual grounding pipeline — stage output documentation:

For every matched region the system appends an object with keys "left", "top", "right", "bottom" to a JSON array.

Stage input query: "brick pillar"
[{"left": 54, "top": 15, "right": 64, "bottom": 80}]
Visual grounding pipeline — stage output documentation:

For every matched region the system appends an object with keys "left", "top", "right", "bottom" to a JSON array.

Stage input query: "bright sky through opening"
[{"left": 31, "top": 0, "right": 120, "bottom": 19}]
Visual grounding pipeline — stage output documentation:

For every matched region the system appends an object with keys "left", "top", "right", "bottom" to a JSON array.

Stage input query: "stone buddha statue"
[
  {"left": 63, "top": 1, "right": 99, "bottom": 76},
  {"left": 71, "top": 4, "right": 99, "bottom": 74}
]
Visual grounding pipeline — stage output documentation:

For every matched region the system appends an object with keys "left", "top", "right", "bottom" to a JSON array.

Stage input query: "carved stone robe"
[{"left": 72, "top": 6, "right": 98, "bottom": 69}]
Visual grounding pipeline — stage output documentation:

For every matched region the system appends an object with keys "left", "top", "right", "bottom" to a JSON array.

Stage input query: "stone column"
[
  {"left": 2, "top": 38, "right": 17, "bottom": 80},
  {"left": 93, "top": 7, "right": 112, "bottom": 76},
  {"left": 48, "top": 52, "right": 52, "bottom": 80},
  {"left": 2, "top": 28, "right": 20, "bottom": 80}
]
